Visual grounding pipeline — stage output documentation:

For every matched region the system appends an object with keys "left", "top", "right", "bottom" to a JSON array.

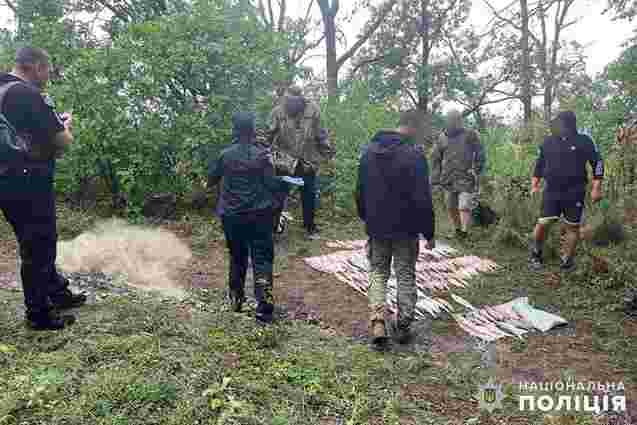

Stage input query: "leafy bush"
[
  {"left": 44, "top": 0, "right": 289, "bottom": 211},
  {"left": 320, "top": 82, "right": 399, "bottom": 214}
]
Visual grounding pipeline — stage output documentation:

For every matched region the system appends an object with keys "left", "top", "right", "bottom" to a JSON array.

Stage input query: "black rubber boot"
[
  {"left": 50, "top": 288, "right": 87, "bottom": 310},
  {"left": 26, "top": 310, "right": 75, "bottom": 331}
]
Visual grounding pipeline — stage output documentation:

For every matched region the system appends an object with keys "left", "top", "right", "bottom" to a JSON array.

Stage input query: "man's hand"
[
  {"left": 531, "top": 177, "right": 541, "bottom": 195},
  {"left": 60, "top": 112, "right": 73, "bottom": 131},
  {"left": 591, "top": 187, "right": 602, "bottom": 203},
  {"left": 591, "top": 179, "right": 602, "bottom": 203},
  {"left": 424, "top": 239, "right": 436, "bottom": 250}
]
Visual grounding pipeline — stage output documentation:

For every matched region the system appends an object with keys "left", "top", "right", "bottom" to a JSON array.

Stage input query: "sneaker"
[
  {"left": 49, "top": 288, "right": 87, "bottom": 310},
  {"left": 306, "top": 227, "right": 321, "bottom": 240},
  {"left": 528, "top": 250, "right": 544, "bottom": 271},
  {"left": 26, "top": 310, "right": 76, "bottom": 331},
  {"left": 230, "top": 297, "right": 243, "bottom": 313},
  {"left": 256, "top": 302, "right": 274, "bottom": 324},
  {"left": 560, "top": 257, "right": 576, "bottom": 273}
]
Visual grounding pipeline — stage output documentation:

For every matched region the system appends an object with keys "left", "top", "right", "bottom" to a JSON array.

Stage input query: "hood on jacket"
[
  {"left": 231, "top": 111, "right": 256, "bottom": 143},
  {"left": 556, "top": 111, "right": 577, "bottom": 134},
  {"left": 284, "top": 95, "right": 306, "bottom": 117},
  {"left": 367, "top": 130, "right": 407, "bottom": 156}
]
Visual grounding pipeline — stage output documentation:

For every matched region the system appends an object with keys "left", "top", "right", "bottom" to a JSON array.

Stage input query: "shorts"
[
  {"left": 447, "top": 191, "right": 477, "bottom": 211},
  {"left": 539, "top": 197, "right": 585, "bottom": 225}
]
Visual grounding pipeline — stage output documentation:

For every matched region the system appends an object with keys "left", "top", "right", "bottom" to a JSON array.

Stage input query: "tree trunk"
[
  {"left": 520, "top": 0, "right": 532, "bottom": 125},
  {"left": 474, "top": 109, "right": 485, "bottom": 132},
  {"left": 324, "top": 13, "right": 338, "bottom": 102},
  {"left": 318, "top": 0, "right": 339, "bottom": 102},
  {"left": 417, "top": 0, "right": 431, "bottom": 113}
]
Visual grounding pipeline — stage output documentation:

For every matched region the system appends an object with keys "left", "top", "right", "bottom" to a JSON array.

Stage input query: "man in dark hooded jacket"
[
  {"left": 207, "top": 112, "right": 287, "bottom": 324},
  {"left": 356, "top": 110, "right": 436, "bottom": 349},
  {"left": 529, "top": 111, "right": 604, "bottom": 272}
]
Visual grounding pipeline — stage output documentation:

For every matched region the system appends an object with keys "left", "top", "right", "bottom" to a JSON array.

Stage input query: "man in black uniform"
[
  {"left": 529, "top": 111, "right": 604, "bottom": 272},
  {"left": 0, "top": 47, "right": 86, "bottom": 330},
  {"left": 208, "top": 112, "right": 286, "bottom": 325}
]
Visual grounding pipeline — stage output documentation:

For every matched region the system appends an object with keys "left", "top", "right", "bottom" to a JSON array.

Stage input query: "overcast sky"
[
  {"left": 285, "top": 0, "right": 635, "bottom": 119},
  {"left": 0, "top": 0, "right": 633, "bottom": 118},
  {"left": 286, "top": 0, "right": 634, "bottom": 77}
]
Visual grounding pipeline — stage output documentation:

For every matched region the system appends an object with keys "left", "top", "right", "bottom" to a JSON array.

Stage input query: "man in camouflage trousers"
[
  {"left": 356, "top": 110, "right": 436, "bottom": 349},
  {"left": 268, "top": 86, "right": 332, "bottom": 239},
  {"left": 431, "top": 110, "right": 485, "bottom": 239}
]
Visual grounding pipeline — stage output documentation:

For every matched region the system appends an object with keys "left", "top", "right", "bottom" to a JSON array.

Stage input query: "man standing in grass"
[
  {"left": 431, "top": 110, "right": 485, "bottom": 240},
  {"left": 356, "top": 110, "right": 436, "bottom": 349},
  {"left": 0, "top": 47, "right": 86, "bottom": 331},
  {"left": 529, "top": 111, "right": 604, "bottom": 272},
  {"left": 268, "top": 86, "right": 333, "bottom": 240},
  {"left": 207, "top": 112, "right": 286, "bottom": 325}
]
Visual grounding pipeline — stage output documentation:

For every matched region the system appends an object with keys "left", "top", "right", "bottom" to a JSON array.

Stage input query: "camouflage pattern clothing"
[
  {"left": 269, "top": 95, "right": 323, "bottom": 171},
  {"left": 367, "top": 238, "right": 424, "bottom": 328},
  {"left": 430, "top": 127, "right": 485, "bottom": 194}
]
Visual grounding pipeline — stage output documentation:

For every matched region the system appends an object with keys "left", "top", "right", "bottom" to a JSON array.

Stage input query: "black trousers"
[
  {"left": 0, "top": 181, "right": 67, "bottom": 314},
  {"left": 222, "top": 211, "right": 275, "bottom": 318},
  {"left": 273, "top": 163, "right": 317, "bottom": 232}
]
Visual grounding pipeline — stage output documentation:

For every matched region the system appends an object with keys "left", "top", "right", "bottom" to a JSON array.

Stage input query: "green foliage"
[
  {"left": 44, "top": 0, "right": 288, "bottom": 211},
  {"left": 321, "top": 82, "right": 399, "bottom": 214}
]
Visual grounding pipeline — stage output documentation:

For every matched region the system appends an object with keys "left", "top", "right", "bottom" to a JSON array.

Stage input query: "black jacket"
[
  {"left": 533, "top": 133, "right": 604, "bottom": 196},
  {"left": 356, "top": 130, "right": 435, "bottom": 240},
  {"left": 207, "top": 141, "right": 286, "bottom": 217}
]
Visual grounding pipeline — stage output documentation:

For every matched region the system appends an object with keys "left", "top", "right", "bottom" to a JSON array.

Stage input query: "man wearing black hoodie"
[
  {"left": 0, "top": 47, "right": 86, "bottom": 331},
  {"left": 529, "top": 111, "right": 604, "bottom": 272},
  {"left": 208, "top": 112, "right": 287, "bottom": 325},
  {"left": 356, "top": 110, "right": 436, "bottom": 348}
]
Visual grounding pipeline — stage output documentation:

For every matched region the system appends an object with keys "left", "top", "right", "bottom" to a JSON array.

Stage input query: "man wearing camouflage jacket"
[
  {"left": 268, "top": 86, "right": 333, "bottom": 239},
  {"left": 431, "top": 110, "right": 485, "bottom": 239}
]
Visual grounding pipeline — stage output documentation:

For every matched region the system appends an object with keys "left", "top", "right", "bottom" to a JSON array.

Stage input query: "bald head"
[{"left": 446, "top": 109, "right": 464, "bottom": 130}]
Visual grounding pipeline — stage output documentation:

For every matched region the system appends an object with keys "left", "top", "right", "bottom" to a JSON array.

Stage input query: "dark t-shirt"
[
  {"left": 0, "top": 73, "right": 64, "bottom": 174},
  {"left": 533, "top": 133, "right": 604, "bottom": 200}
]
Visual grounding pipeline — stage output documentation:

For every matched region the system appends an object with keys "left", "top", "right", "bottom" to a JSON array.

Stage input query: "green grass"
[{"left": 0, "top": 186, "right": 636, "bottom": 425}]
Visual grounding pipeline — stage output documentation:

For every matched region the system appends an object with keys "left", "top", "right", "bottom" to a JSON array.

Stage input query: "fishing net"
[
  {"left": 306, "top": 240, "right": 568, "bottom": 341},
  {"left": 305, "top": 240, "right": 498, "bottom": 319}
]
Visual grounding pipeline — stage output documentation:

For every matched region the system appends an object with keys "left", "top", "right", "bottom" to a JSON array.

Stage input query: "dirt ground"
[
  {"left": 162, "top": 222, "right": 633, "bottom": 405},
  {"left": 1, "top": 218, "right": 633, "bottom": 423}
]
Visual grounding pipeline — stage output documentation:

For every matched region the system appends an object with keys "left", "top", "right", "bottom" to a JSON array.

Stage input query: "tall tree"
[
  {"left": 15, "top": 0, "right": 64, "bottom": 39},
  {"left": 254, "top": 0, "right": 325, "bottom": 90},
  {"left": 520, "top": 0, "right": 532, "bottom": 124},
  {"left": 351, "top": 0, "right": 472, "bottom": 114},
  {"left": 317, "top": 0, "right": 398, "bottom": 102},
  {"left": 604, "top": 0, "right": 637, "bottom": 21},
  {"left": 484, "top": 0, "right": 580, "bottom": 123}
]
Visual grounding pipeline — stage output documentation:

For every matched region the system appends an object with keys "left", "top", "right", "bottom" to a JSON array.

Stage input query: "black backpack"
[
  {"left": 0, "top": 81, "right": 53, "bottom": 165},
  {"left": 472, "top": 201, "right": 499, "bottom": 227}
]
